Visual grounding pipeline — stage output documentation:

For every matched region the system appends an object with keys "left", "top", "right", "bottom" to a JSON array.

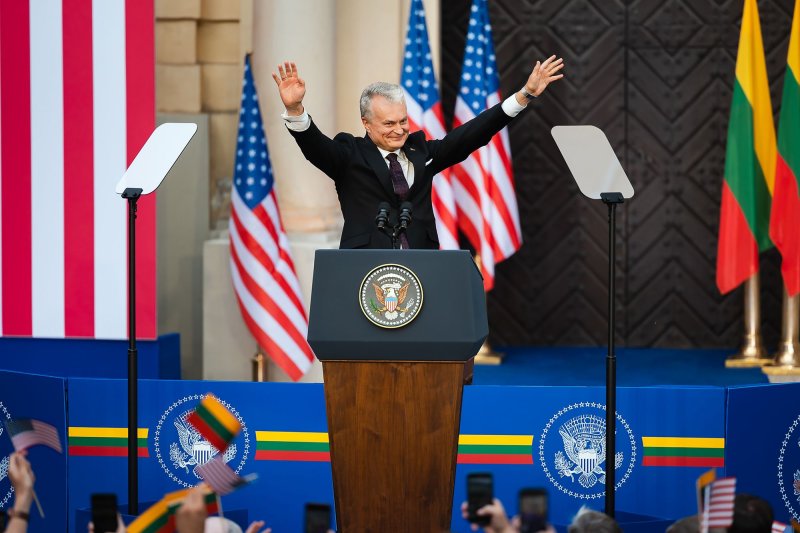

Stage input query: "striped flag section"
[
  {"left": 641, "top": 437, "right": 724, "bottom": 467},
  {"left": 229, "top": 55, "right": 314, "bottom": 380},
  {"left": 0, "top": 0, "right": 156, "bottom": 339},
  {"left": 6, "top": 419, "right": 62, "bottom": 453},
  {"left": 771, "top": 0, "right": 800, "bottom": 297},
  {"left": 67, "top": 426, "right": 148, "bottom": 457},
  {"left": 773, "top": 521, "right": 791, "bottom": 533},
  {"left": 401, "top": 0, "right": 459, "bottom": 250},
  {"left": 451, "top": 0, "right": 522, "bottom": 291},
  {"left": 457, "top": 434, "right": 533, "bottom": 464},
  {"left": 255, "top": 431, "right": 330, "bottom": 462},
  {"left": 702, "top": 477, "right": 737, "bottom": 532},
  {"left": 127, "top": 487, "right": 218, "bottom": 533},
  {"left": 126, "top": 499, "right": 171, "bottom": 533},
  {"left": 195, "top": 456, "right": 244, "bottom": 496},
  {"left": 717, "top": 0, "right": 776, "bottom": 294},
  {"left": 187, "top": 394, "right": 241, "bottom": 453},
  {"left": 254, "top": 431, "right": 533, "bottom": 464}
]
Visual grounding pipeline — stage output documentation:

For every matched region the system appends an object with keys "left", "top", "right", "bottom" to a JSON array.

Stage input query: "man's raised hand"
[
  {"left": 272, "top": 61, "right": 306, "bottom": 116},
  {"left": 525, "top": 55, "right": 565, "bottom": 97}
]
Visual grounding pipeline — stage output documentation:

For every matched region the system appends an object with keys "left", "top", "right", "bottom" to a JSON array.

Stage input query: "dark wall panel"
[{"left": 440, "top": 0, "right": 790, "bottom": 349}]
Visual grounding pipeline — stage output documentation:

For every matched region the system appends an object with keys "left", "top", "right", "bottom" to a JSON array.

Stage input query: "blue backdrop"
[{"left": 0, "top": 370, "right": 796, "bottom": 532}]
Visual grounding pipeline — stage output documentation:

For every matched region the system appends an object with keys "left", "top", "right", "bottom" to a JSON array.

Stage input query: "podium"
[{"left": 308, "top": 250, "right": 488, "bottom": 532}]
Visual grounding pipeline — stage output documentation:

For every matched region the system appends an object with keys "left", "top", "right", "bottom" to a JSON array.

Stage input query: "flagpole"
[
  {"left": 472, "top": 254, "right": 503, "bottom": 365},
  {"left": 764, "top": 289, "right": 800, "bottom": 379},
  {"left": 725, "top": 275, "right": 771, "bottom": 367}
]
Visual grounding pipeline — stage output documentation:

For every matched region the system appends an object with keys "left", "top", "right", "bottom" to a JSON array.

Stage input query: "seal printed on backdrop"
[
  {"left": 154, "top": 394, "right": 250, "bottom": 488},
  {"left": 777, "top": 413, "right": 800, "bottom": 521},
  {"left": 538, "top": 402, "right": 636, "bottom": 500},
  {"left": 0, "top": 401, "right": 14, "bottom": 509},
  {"left": 360, "top": 264, "right": 423, "bottom": 328}
]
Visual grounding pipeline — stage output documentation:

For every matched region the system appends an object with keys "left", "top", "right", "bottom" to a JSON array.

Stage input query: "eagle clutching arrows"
[{"left": 373, "top": 281, "right": 410, "bottom": 320}]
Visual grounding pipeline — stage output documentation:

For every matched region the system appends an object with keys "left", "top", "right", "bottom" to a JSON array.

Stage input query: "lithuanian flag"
[
  {"left": 255, "top": 431, "right": 330, "bottom": 462},
  {"left": 126, "top": 487, "right": 218, "bottom": 533},
  {"left": 642, "top": 436, "right": 724, "bottom": 467},
  {"left": 771, "top": 0, "right": 800, "bottom": 296},
  {"left": 187, "top": 394, "right": 241, "bottom": 453},
  {"left": 68, "top": 426, "right": 148, "bottom": 457},
  {"left": 717, "top": 0, "right": 776, "bottom": 294},
  {"left": 457, "top": 434, "right": 533, "bottom": 464}
]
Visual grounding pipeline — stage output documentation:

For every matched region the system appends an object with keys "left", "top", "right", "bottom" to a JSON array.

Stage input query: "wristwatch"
[
  {"left": 521, "top": 88, "right": 536, "bottom": 100},
  {"left": 7, "top": 508, "right": 30, "bottom": 522}
]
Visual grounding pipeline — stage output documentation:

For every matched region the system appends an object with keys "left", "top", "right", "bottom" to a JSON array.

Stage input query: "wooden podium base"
[{"left": 322, "top": 359, "right": 470, "bottom": 532}]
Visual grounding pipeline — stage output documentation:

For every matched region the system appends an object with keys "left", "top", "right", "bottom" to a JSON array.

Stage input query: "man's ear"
[{"left": 361, "top": 116, "right": 369, "bottom": 132}]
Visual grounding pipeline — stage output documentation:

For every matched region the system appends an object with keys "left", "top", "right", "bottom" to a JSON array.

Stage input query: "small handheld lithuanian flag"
[
  {"left": 187, "top": 394, "right": 241, "bottom": 453},
  {"left": 126, "top": 487, "right": 219, "bottom": 533}
]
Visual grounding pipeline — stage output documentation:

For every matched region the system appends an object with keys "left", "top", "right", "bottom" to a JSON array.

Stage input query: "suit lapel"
[
  {"left": 404, "top": 142, "right": 426, "bottom": 196},
  {"left": 359, "top": 135, "right": 396, "bottom": 200}
]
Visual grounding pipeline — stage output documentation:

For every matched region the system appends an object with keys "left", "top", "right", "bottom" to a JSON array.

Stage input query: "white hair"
[{"left": 360, "top": 82, "right": 404, "bottom": 118}]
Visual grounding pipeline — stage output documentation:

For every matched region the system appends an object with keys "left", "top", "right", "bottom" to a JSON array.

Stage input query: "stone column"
[{"left": 250, "top": 0, "right": 342, "bottom": 382}]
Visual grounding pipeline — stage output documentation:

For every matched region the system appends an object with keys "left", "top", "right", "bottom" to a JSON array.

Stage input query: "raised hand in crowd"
[
  {"left": 461, "top": 498, "right": 516, "bottom": 533},
  {"left": 174, "top": 486, "right": 207, "bottom": 533},
  {"left": 5, "top": 451, "right": 35, "bottom": 533},
  {"left": 244, "top": 520, "right": 271, "bottom": 533}
]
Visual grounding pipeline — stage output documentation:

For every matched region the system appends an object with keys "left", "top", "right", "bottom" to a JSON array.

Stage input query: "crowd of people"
[{"left": 0, "top": 452, "right": 786, "bottom": 532}]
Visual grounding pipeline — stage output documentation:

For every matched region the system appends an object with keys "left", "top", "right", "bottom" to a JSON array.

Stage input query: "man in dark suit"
[{"left": 272, "top": 57, "right": 564, "bottom": 249}]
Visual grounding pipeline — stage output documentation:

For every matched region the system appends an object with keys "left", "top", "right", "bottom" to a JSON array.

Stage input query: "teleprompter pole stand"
[
  {"left": 114, "top": 121, "right": 198, "bottom": 516},
  {"left": 601, "top": 191, "right": 623, "bottom": 518},
  {"left": 122, "top": 187, "right": 142, "bottom": 515},
  {"left": 550, "top": 125, "right": 634, "bottom": 519}
]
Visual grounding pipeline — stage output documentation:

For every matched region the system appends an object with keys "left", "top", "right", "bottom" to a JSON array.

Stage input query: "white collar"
[{"left": 377, "top": 147, "right": 404, "bottom": 161}]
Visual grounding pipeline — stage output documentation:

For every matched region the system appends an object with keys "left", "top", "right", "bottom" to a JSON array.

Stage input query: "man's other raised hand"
[{"left": 272, "top": 61, "right": 306, "bottom": 116}]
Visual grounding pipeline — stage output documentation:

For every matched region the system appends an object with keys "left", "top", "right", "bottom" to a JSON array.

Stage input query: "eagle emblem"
[
  {"left": 155, "top": 395, "right": 250, "bottom": 488},
  {"left": 373, "top": 281, "right": 411, "bottom": 320},
  {"left": 360, "top": 264, "right": 423, "bottom": 328},
  {"left": 169, "top": 411, "right": 236, "bottom": 479},
  {"left": 554, "top": 414, "right": 623, "bottom": 488}
]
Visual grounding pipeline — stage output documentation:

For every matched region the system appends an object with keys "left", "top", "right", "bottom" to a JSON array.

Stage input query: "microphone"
[
  {"left": 399, "top": 201, "right": 413, "bottom": 230},
  {"left": 375, "top": 202, "right": 390, "bottom": 229}
]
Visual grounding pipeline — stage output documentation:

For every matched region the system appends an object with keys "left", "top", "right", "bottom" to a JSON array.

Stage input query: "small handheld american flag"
[
  {"left": 701, "top": 477, "right": 736, "bottom": 532},
  {"left": 195, "top": 456, "right": 252, "bottom": 496},
  {"left": 5, "top": 419, "right": 62, "bottom": 453}
]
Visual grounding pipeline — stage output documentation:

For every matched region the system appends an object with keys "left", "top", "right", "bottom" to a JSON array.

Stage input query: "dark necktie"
[
  {"left": 385, "top": 152, "right": 410, "bottom": 249},
  {"left": 386, "top": 153, "right": 409, "bottom": 200}
]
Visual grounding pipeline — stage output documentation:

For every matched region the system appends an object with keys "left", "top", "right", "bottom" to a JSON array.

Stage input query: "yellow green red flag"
[
  {"left": 717, "top": 0, "right": 776, "bottom": 294},
  {"left": 771, "top": 0, "right": 800, "bottom": 296}
]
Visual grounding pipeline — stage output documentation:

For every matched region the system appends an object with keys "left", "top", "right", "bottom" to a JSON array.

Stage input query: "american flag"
[
  {"left": 451, "top": 0, "right": 522, "bottom": 291},
  {"left": 772, "top": 521, "right": 791, "bottom": 533},
  {"left": 401, "top": 0, "right": 459, "bottom": 251},
  {"left": 701, "top": 477, "right": 736, "bottom": 532},
  {"left": 195, "top": 456, "right": 244, "bottom": 496},
  {"left": 229, "top": 56, "right": 315, "bottom": 381},
  {"left": 6, "top": 419, "right": 63, "bottom": 453},
  {"left": 0, "top": 0, "right": 156, "bottom": 339}
]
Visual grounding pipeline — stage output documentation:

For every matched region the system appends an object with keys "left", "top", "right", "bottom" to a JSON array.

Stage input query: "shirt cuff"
[
  {"left": 281, "top": 110, "right": 311, "bottom": 132},
  {"left": 501, "top": 94, "right": 528, "bottom": 117}
]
